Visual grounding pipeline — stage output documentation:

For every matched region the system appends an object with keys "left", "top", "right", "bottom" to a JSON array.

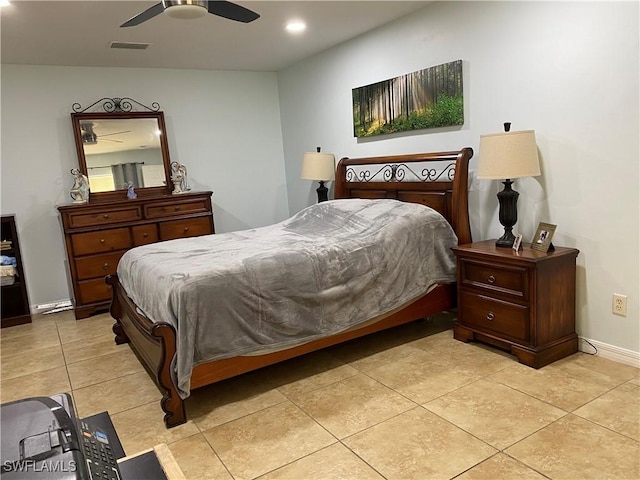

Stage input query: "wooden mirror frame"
[{"left": 71, "top": 110, "right": 173, "bottom": 202}]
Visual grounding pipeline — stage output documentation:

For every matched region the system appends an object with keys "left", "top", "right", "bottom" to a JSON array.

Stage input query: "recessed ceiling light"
[{"left": 286, "top": 21, "right": 306, "bottom": 34}]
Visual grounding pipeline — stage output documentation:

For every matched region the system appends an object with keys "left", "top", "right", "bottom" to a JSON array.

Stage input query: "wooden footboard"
[{"left": 107, "top": 274, "right": 186, "bottom": 428}]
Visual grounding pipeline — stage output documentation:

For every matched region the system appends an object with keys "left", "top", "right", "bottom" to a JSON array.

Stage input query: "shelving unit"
[{"left": 1, "top": 215, "right": 32, "bottom": 327}]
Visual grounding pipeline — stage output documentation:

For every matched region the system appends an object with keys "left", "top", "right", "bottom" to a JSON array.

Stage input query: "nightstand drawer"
[
  {"left": 458, "top": 290, "right": 529, "bottom": 341},
  {"left": 459, "top": 259, "right": 528, "bottom": 300}
]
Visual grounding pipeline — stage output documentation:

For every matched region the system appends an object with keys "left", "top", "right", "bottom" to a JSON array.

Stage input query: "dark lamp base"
[
  {"left": 316, "top": 181, "right": 329, "bottom": 203},
  {"left": 495, "top": 232, "right": 516, "bottom": 248},
  {"left": 495, "top": 178, "right": 518, "bottom": 248}
]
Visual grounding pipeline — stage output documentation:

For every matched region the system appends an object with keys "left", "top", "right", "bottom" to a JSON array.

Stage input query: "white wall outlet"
[{"left": 612, "top": 293, "right": 628, "bottom": 316}]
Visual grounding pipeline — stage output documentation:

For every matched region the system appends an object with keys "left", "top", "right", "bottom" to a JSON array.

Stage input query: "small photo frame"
[
  {"left": 512, "top": 234, "right": 523, "bottom": 252},
  {"left": 531, "top": 222, "right": 557, "bottom": 252}
]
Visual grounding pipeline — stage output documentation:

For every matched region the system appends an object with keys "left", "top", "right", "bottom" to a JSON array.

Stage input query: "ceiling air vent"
[{"left": 110, "top": 41, "right": 150, "bottom": 50}]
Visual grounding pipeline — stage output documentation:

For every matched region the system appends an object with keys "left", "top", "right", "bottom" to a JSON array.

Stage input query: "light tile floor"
[{"left": 1, "top": 311, "right": 639, "bottom": 480}]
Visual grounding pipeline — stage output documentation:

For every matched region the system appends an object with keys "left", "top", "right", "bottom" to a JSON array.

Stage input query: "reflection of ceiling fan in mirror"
[
  {"left": 120, "top": 0, "right": 260, "bottom": 28},
  {"left": 81, "top": 122, "right": 131, "bottom": 146}
]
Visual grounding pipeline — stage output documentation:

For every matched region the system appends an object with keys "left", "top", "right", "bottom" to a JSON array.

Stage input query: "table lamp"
[
  {"left": 301, "top": 147, "right": 335, "bottom": 203},
  {"left": 478, "top": 123, "right": 541, "bottom": 247}
]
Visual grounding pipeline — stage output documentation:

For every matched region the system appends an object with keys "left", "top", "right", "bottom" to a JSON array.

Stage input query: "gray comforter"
[{"left": 117, "top": 198, "right": 458, "bottom": 398}]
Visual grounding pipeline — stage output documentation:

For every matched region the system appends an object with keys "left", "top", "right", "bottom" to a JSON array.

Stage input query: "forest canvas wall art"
[{"left": 352, "top": 60, "right": 464, "bottom": 138}]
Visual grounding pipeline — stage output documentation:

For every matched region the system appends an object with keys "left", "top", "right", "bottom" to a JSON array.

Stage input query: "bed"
[{"left": 107, "top": 148, "right": 473, "bottom": 428}]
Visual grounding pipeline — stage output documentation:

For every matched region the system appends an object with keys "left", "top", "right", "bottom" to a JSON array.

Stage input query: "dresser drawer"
[
  {"left": 145, "top": 199, "right": 210, "bottom": 219},
  {"left": 132, "top": 225, "right": 159, "bottom": 246},
  {"left": 75, "top": 251, "right": 126, "bottom": 280},
  {"left": 459, "top": 259, "right": 528, "bottom": 300},
  {"left": 68, "top": 206, "right": 142, "bottom": 229},
  {"left": 77, "top": 277, "right": 112, "bottom": 304},
  {"left": 71, "top": 228, "right": 132, "bottom": 256},
  {"left": 458, "top": 290, "right": 529, "bottom": 342},
  {"left": 159, "top": 217, "right": 212, "bottom": 241}
]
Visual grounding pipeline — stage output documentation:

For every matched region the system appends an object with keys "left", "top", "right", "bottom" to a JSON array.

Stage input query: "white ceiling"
[{"left": 1, "top": 1, "right": 431, "bottom": 71}]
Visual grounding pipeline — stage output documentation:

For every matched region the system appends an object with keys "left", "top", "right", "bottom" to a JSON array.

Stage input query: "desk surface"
[{"left": 119, "top": 445, "right": 186, "bottom": 480}]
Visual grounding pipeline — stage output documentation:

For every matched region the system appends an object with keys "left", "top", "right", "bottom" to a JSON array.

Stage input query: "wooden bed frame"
[{"left": 107, "top": 147, "right": 473, "bottom": 428}]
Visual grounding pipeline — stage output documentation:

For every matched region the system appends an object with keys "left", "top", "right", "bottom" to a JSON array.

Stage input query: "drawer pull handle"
[
  {"left": 102, "top": 263, "right": 110, "bottom": 270},
  {"left": 103, "top": 214, "right": 109, "bottom": 219},
  {"left": 488, "top": 275, "right": 496, "bottom": 283},
  {"left": 100, "top": 239, "right": 105, "bottom": 244},
  {"left": 486, "top": 312, "right": 495, "bottom": 321},
  {"left": 183, "top": 227, "right": 189, "bottom": 233},
  {"left": 175, "top": 206, "right": 181, "bottom": 211},
  {"left": 142, "top": 232, "right": 148, "bottom": 238}
]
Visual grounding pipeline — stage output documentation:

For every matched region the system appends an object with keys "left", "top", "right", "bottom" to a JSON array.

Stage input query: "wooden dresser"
[
  {"left": 58, "top": 191, "right": 214, "bottom": 319},
  {"left": 452, "top": 240, "right": 579, "bottom": 368}
]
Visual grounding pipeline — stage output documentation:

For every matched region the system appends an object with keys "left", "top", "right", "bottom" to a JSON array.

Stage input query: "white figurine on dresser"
[
  {"left": 170, "top": 162, "right": 190, "bottom": 194},
  {"left": 69, "top": 168, "right": 90, "bottom": 203}
]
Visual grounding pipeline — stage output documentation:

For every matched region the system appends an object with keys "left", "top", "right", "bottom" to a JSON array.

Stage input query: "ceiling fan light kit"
[
  {"left": 81, "top": 124, "right": 98, "bottom": 145},
  {"left": 165, "top": 1, "right": 207, "bottom": 20}
]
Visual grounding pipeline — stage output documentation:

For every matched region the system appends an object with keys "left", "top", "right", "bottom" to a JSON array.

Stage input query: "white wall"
[
  {"left": 278, "top": 1, "right": 639, "bottom": 353},
  {"left": 1, "top": 65, "right": 288, "bottom": 308}
]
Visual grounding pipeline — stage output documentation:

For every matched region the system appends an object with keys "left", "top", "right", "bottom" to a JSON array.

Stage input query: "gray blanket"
[{"left": 117, "top": 198, "right": 458, "bottom": 398}]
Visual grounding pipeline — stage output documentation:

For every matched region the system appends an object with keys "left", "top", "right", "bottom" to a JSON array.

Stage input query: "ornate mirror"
[{"left": 71, "top": 98, "right": 173, "bottom": 201}]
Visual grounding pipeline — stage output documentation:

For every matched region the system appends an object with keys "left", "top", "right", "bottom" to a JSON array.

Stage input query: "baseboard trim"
[{"left": 579, "top": 337, "right": 640, "bottom": 368}]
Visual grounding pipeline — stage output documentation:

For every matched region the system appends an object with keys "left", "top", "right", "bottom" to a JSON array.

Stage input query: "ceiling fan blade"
[
  {"left": 120, "top": 3, "right": 165, "bottom": 27},
  {"left": 99, "top": 130, "right": 131, "bottom": 138},
  {"left": 207, "top": 1, "right": 260, "bottom": 23}
]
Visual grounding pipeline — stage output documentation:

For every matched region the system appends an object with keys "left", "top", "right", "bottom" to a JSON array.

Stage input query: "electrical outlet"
[{"left": 612, "top": 294, "right": 627, "bottom": 316}]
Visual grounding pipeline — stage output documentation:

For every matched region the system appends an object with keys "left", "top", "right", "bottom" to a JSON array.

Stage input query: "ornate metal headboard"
[{"left": 334, "top": 148, "right": 473, "bottom": 245}]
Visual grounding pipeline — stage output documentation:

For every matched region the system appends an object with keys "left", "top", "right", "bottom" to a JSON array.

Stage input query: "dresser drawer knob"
[
  {"left": 103, "top": 214, "right": 109, "bottom": 219},
  {"left": 100, "top": 239, "right": 105, "bottom": 244},
  {"left": 183, "top": 227, "right": 189, "bottom": 233},
  {"left": 486, "top": 312, "right": 495, "bottom": 321},
  {"left": 142, "top": 232, "right": 148, "bottom": 238},
  {"left": 488, "top": 275, "right": 496, "bottom": 283},
  {"left": 102, "top": 263, "right": 110, "bottom": 270},
  {"left": 175, "top": 206, "right": 181, "bottom": 211}
]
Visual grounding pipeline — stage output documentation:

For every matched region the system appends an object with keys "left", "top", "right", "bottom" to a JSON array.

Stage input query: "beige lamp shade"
[
  {"left": 477, "top": 130, "right": 541, "bottom": 180},
  {"left": 301, "top": 152, "right": 336, "bottom": 181}
]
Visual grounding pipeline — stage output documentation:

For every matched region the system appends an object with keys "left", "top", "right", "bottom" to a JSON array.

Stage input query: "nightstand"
[{"left": 452, "top": 240, "right": 579, "bottom": 368}]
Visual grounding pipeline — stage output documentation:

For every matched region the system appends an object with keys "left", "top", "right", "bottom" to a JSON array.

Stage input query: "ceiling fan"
[
  {"left": 121, "top": 0, "right": 260, "bottom": 28},
  {"left": 81, "top": 122, "right": 131, "bottom": 145}
]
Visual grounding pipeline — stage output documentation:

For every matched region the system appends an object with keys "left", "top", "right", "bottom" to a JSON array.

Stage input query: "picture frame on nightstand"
[
  {"left": 531, "top": 222, "right": 556, "bottom": 252},
  {"left": 512, "top": 234, "right": 523, "bottom": 251}
]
